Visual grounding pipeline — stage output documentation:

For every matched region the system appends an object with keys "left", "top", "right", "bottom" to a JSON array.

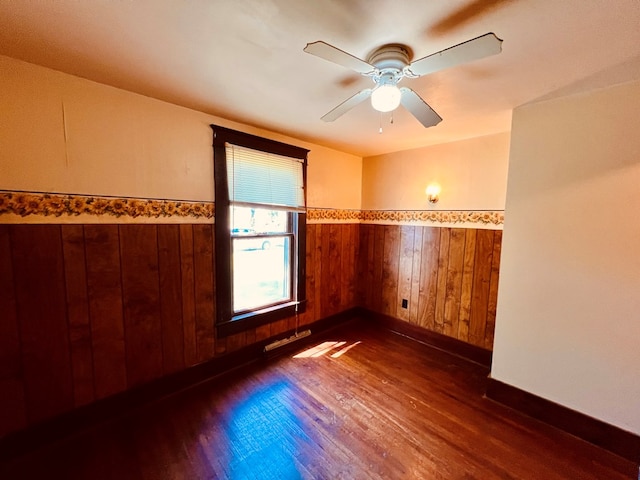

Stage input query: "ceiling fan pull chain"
[
  {"left": 390, "top": 112, "right": 394, "bottom": 125},
  {"left": 379, "top": 113, "right": 383, "bottom": 134}
]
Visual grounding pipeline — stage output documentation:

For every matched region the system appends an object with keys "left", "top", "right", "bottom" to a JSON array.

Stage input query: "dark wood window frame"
[{"left": 211, "top": 125, "right": 308, "bottom": 337}]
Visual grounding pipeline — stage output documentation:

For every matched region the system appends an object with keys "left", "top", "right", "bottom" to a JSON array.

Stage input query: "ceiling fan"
[{"left": 303, "top": 33, "right": 503, "bottom": 128}]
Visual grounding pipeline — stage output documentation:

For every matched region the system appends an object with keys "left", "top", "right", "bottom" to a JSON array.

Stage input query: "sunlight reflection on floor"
[{"left": 293, "top": 341, "right": 361, "bottom": 359}]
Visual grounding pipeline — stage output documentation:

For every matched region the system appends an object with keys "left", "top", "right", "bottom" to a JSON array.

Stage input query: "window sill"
[{"left": 217, "top": 300, "right": 306, "bottom": 337}]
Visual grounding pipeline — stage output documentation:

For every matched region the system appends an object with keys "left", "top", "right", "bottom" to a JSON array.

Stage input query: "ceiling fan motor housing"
[
  {"left": 367, "top": 43, "right": 412, "bottom": 70},
  {"left": 367, "top": 44, "right": 413, "bottom": 87}
]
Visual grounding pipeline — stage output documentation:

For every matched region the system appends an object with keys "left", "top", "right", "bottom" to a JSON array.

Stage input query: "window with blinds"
[
  {"left": 212, "top": 125, "right": 308, "bottom": 336},
  {"left": 226, "top": 144, "right": 305, "bottom": 211}
]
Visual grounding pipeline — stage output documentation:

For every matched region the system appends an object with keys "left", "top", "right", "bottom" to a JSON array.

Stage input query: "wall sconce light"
[{"left": 425, "top": 184, "right": 440, "bottom": 204}]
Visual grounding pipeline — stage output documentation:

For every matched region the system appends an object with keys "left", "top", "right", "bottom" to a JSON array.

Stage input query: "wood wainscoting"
[
  {"left": 0, "top": 222, "right": 359, "bottom": 439},
  {"left": 357, "top": 224, "right": 502, "bottom": 350}
]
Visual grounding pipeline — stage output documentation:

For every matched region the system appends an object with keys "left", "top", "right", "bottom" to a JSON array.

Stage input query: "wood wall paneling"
[
  {"left": 61, "top": 225, "right": 95, "bottom": 407},
  {"left": 328, "top": 224, "right": 341, "bottom": 316},
  {"left": 457, "top": 229, "right": 477, "bottom": 343},
  {"left": 298, "top": 223, "right": 316, "bottom": 328},
  {"left": 434, "top": 227, "right": 450, "bottom": 334},
  {"left": 372, "top": 226, "right": 385, "bottom": 313},
  {"left": 0, "top": 225, "right": 26, "bottom": 436},
  {"left": 408, "top": 226, "right": 423, "bottom": 325},
  {"left": 344, "top": 224, "right": 359, "bottom": 310},
  {"left": 359, "top": 225, "right": 502, "bottom": 350},
  {"left": 85, "top": 225, "right": 127, "bottom": 400},
  {"left": 469, "top": 229, "right": 495, "bottom": 347},
  {"left": 157, "top": 225, "right": 185, "bottom": 375},
  {"left": 192, "top": 224, "right": 215, "bottom": 363},
  {"left": 443, "top": 228, "right": 466, "bottom": 338},
  {"left": 11, "top": 225, "right": 74, "bottom": 423},
  {"left": 311, "top": 224, "right": 322, "bottom": 323},
  {"left": 396, "top": 226, "right": 414, "bottom": 322},
  {"left": 119, "top": 224, "right": 163, "bottom": 387},
  {"left": 1, "top": 221, "right": 498, "bottom": 442},
  {"left": 381, "top": 225, "right": 400, "bottom": 318},
  {"left": 179, "top": 225, "right": 199, "bottom": 363},
  {"left": 485, "top": 230, "right": 503, "bottom": 349},
  {"left": 417, "top": 227, "right": 440, "bottom": 332}
]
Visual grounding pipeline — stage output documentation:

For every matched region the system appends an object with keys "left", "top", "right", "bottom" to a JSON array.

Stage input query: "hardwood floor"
[{"left": 0, "top": 320, "right": 635, "bottom": 479}]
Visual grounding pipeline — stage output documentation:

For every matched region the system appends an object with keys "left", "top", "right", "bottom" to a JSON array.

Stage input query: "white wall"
[
  {"left": 0, "top": 54, "right": 362, "bottom": 215},
  {"left": 362, "top": 132, "right": 510, "bottom": 212},
  {"left": 492, "top": 79, "right": 640, "bottom": 434}
]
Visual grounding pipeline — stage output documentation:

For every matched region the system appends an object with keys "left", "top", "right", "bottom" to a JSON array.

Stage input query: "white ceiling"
[{"left": 1, "top": 0, "right": 640, "bottom": 157}]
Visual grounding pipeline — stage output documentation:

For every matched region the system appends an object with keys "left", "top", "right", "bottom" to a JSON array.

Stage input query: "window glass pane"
[
  {"left": 233, "top": 236, "right": 291, "bottom": 312},
  {"left": 231, "top": 206, "right": 288, "bottom": 235}
]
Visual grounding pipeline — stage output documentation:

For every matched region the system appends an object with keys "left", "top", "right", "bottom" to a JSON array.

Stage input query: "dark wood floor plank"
[
  {"left": 1, "top": 320, "right": 633, "bottom": 480},
  {"left": 119, "top": 225, "right": 163, "bottom": 387},
  {"left": 61, "top": 225, "right": 95, "bottom": 407},
  {"left": 85, "top": 225, "right": 127, "bottom": 399},
  {"left": 11, "top": 225, "right": 74, "bottom": 423},
  {"left": 0, "top": 226, "right": 26, "bottom": 436}
]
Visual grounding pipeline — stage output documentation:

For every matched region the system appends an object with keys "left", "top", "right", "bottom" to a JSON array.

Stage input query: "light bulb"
[{"left": 371, "top": 84, "right": 401, "bottom": 113}]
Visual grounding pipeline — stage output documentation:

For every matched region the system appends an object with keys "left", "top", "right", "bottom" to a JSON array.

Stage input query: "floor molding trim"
[
  {"left": 0, "top": 307, "right": 361, "bottom": 462},
  {"left": 486, "top": 377, "right": 640, "bottom": 464},
  {"left": 365, "top": 310, "right": 493, "bottom": 368}
]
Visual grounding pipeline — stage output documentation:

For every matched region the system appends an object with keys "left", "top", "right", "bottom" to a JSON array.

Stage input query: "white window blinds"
[{"left": 226, "top": 143, "right": 305, "bottom": 211}]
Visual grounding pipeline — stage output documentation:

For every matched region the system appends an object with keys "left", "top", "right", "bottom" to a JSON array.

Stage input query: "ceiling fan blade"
[
  {"left": 407, "top": 33, "right": 503, "bottom": 77},
  {"left": 399, "top": 88, "right": 442, "bottom": 128},
  {"left": 321, "top": 89, "right": 373, "bottom": 122},
  {"left": 304, "top": 41, "right": 374, "bottom": 75}
]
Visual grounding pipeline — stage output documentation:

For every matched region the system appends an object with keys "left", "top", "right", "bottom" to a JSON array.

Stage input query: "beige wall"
[
  {"left": 361, "top": 132, "right": 510, "bottom": 213},
  {"left": 0, "top": 55, "right": 362, "bottom": 215},
  {"left": 492, "top": 79, "right": 640, "bottom": 434}
]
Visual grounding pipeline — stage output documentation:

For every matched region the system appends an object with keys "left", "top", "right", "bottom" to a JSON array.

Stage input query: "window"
[{"left": 212, "top": 125, "right": 308, "bottom": 336}]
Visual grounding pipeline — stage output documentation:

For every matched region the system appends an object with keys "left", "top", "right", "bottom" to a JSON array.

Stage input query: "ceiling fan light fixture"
[{"left": 371, "top": 84, "right": 401, "bottom": 113}]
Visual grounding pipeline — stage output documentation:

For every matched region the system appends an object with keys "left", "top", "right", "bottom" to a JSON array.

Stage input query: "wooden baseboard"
[
  {"left": 0, "top": 307, "right": 361, "bottom": 462},
  {"left": 486, "top": 377, "right": 640, "bottom": 464},
  {"left": 364, "top": 310, "right": 493, "bottom": 368}
]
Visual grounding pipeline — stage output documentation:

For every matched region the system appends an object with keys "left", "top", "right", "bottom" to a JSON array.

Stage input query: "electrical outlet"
[{"left": 401, "top": 299, "right": 408, "bottom": 309}]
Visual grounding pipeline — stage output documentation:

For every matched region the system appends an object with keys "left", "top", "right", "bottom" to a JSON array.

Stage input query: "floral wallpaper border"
[
  {"left": 307, "top": 208, "right": 363, "bottom": 222},
  {"left": 308, "top": 208, "right": 504, "bottom": 226},
  {"left": 0, "top": 191, "right": 214, "bottom": 219},
  {"left": 0, "top": 192, "right": 503, "bottom": 225}
]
